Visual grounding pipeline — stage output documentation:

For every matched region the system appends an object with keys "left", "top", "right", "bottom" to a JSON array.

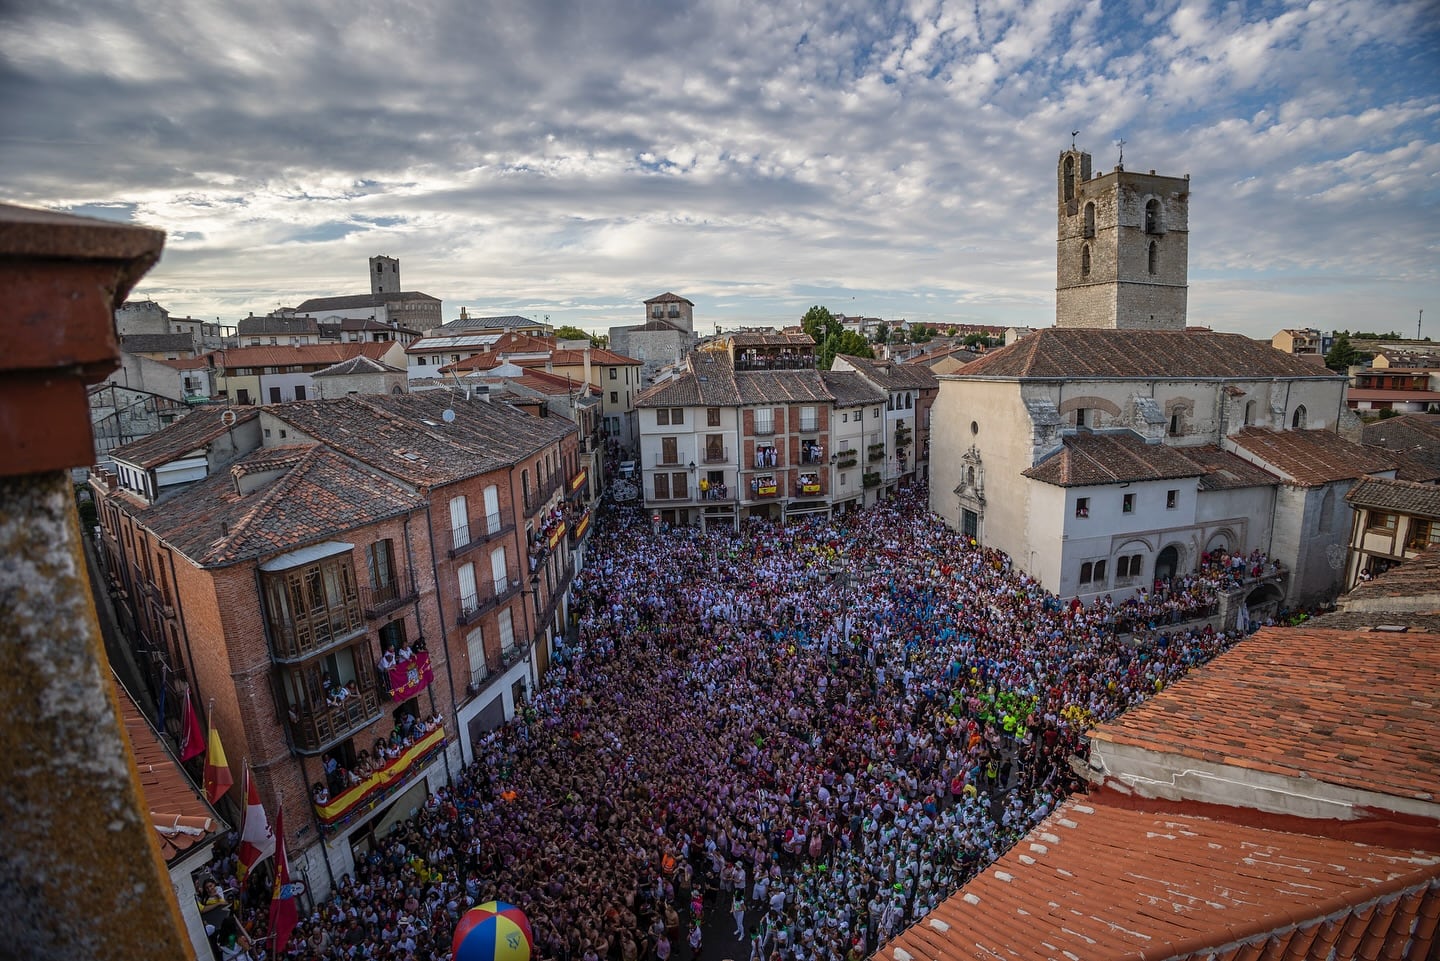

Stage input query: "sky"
[{"left": 2, "top": 0, "right": 1438, "bottom": 340}]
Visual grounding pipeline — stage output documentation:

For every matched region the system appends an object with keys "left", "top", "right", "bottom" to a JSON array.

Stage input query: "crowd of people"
[{"left": 199, "top": 488, "right": 1252, "bottom": 961}]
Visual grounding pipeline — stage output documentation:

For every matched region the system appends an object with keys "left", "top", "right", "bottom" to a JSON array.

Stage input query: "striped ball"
[{"left": 453, "top": 901, "right": 534, "bottom": 961}]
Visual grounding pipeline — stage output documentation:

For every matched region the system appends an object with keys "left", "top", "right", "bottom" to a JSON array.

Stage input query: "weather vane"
[
  {"left": 1116, "top": 138, "right": 1126, "bottom": 166},
  {"left": 1071, "top": 129, "right": 1080, "bottom": 150}
]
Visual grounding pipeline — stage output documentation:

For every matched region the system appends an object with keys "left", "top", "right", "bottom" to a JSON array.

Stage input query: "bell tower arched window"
[
  {"left": 1083, "top": 202, "right": 1095, "bottom": 238},
  {"left": 1081, "top": 244, "right": 1091, "bottom": 277},
  {"left": 1063, "top": 156, "right": 1075, "bottom": 203},
  {"left": 1145, "top": 198, "right": 1162, "bottom": 234}
]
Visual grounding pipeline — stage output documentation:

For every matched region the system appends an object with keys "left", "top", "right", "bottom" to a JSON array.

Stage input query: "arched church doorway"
[{"left": 1155, "top": 545, "right": 1181, "bottom": 583}]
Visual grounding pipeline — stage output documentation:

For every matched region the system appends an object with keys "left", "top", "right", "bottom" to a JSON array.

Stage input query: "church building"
[{"left": 929, "top": 147, "right": 1392, "bottom": 609}]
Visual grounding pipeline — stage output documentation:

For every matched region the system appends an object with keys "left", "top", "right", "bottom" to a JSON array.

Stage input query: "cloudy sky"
[{"left": 3, "top": 0, "right": 1437, "bottom": 338}]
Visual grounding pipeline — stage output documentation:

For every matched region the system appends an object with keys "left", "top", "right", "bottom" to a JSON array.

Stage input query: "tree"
[
  {"left": 874, "top": 322, "right": 889, "bottom": 345},
  {"left": 1325, "top": 333, "right": 1366, "bottom": 371},
  {"left": 963, "top": 332, "right": 988, "bottom": 350},
  {"left": 820, "top": 330, "right": 874, "bottom": 370},
  {"left": 911, "top": 324, "right": 934, "bottom": 343},
  {"left": 801, "top": 305, "right": 840, "bottom": 344},
  {"left": 553, "top": 324, "right": 592, "bottom": 342}
]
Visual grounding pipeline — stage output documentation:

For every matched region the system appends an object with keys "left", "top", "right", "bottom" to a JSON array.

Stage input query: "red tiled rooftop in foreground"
[
  {"left": 1089, "top": 627, "right": 1440, "bottom": 805},
  {"left": 882, "top": 797, "right": 1440, "bottom": 961}
]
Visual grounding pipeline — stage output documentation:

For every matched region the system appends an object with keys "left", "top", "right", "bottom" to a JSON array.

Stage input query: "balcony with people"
[
  {"left": 310, "top": 710, "right": 447, "bottom": 833},
  {"left": 277, "top": 642, "right": 383, "bottom": 754},
  {"left": 261, "top": 554, "right": 367, "bottom": 663},
  {"left": 751, "top": 474, "right": 779, "bottom": 498},
  {"left": 795, "top": 472, "right": 823, "bottom": 497},
  {"left": 753, "top": 444, "right": 781, "bottom": 469},
  {"left": 798, "top": 440, "right": 826, "bottom": 465}
]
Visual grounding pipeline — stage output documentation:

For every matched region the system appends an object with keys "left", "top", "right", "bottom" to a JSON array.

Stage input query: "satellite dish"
[
  {"left": 442, "top": 408, "right": 456, "bottom": 423},
  {"left": 220, "top": 409, "right": 237, "bottom": 427}
]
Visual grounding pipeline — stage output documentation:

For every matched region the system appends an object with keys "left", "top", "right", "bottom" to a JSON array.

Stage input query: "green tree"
[
  {"left": 553, "top": 324, "right": 592, "bottom": 342},
  {"left": 874, "top": 322, "right": 889, "bottom": 345},
  {"left": 963, "top": 332, "right": 988, "bottom": 350},
  {"left": 1325, "top": 333, "right": 1364, "bottom": 371},
  {"left": 911, "top": 324, "right": 934, "bottom": 343},
  {"left": 801, "top": 305, "right": 840, "bottom": 344}
]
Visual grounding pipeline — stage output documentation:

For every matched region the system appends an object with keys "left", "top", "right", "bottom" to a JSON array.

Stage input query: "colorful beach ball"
[{"left": 453, "top": 901, "right": 534, "bottom": 961}]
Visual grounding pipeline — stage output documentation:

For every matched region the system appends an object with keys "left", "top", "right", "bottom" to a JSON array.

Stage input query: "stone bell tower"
[{"left": 1056, "top": 148, "right": 1190, "bottom": 330}]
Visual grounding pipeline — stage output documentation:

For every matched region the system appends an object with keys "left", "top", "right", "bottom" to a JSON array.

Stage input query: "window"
[
  {"left": 366, "top": 539, "right": 395, "bottom": 590},
  {"left": 1145, "top": 198, "right": 1162, "bottom": 234},
  {"left": 671, "top": 471, "right": 689, "bottom": 500},
  {"left": 1075, "top": 497, "right": 1089, "bottom": 518},
  {"left": 610, "top": 391, "right": 618, "bottom": 404},
  {"left": 609, "top": 368, "right": 617, "bottom": 380},
  {"left": 1094, "top": 560, "right": 1106, "bottom": 583},
  {"left": 654, "top": 474, "right": 670, "bottom": 499},
  {"left": 1148, "top": 241, "right": 1158, "bottom": 276},
  {"left": 1075, "top": 408, "right": 1088, "bottom": 428},
  {"left": 1244, "top": 400, "right": 1256, "bottom": 426},
  {"left": 661, "top": 436, "right": 678, "bottom": 465},
  {"left": 1118, "top": 554, "right": 1144, "bottom": 580},
  {"left": 1063, "top": 155, "right": 1075, "bottom": 203},
  {"left": 707, "top": 407, "right": 721, "bottom": 427},
  {"left": 670, "top": 407, "right": 684, "bottom": 424},
  {"left": 1083, "top": 202, "right": 1095, "bottom": 238},
  {"left": 1168, "top": 411, "right": 1181, "bottom": 436},
  {"left": 842, "top": 412, "right": 848, "bottom": 423},
  {"left": 1166, "top": 489, "right": 1178, "bottom": 509},
  {"left": 905, "top": 394, "right": 912, "bottom": 409},
  {"left": 489, "top": 546, "right": 507, "bottom": 594},
  {"left": 1081, "top": 244, "right": 1091, "bottom": 276},
  {"left": 754, "top": 408, "right": 774, "bottom": 435},
  {"left": 1080, "top": 561, "right": 1107, "bottom": 585},
  {"left": 1080, "top": 561, "right": 1092, "bottom": 584},
  {"left": 269, "top": 386, "right": 282, "bottom": 403},
  {"left": 484, "top": 485, "right": 501, "bottom": 534},
  {"left": 799, "top": 406, "right": 818, "bottom": 432},
  {"left": 458, "top": 562, "right": 478, "bottom": 614},
  {"left": 497, "top": 608, "right": 515, "bottom": 652},
  {"left": 294, "top": 385, "right": 306, "bottom": 401},
  {"left": 1122, "top": 493, "right": 1135, "bottom": 514},
  {"left": 450, "top": 495, "right": 470, "bottom": 548},
  {"left": 1367, "top": 511, "right": 1397, "bottom": 532},
  {"left": 1407, "top": 519, "right": 1439, "bottom": 551},
  {"left": 1291, "top": 405, "right": 1307, "bottom": 429},
  {"left": 873, "top": 407, "right": 880, "bottom": 419}
]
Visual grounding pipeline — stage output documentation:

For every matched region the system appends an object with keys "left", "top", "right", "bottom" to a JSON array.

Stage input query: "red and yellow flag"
[{"left": 202, "top": 725, "right": 233, "bottom": 804}]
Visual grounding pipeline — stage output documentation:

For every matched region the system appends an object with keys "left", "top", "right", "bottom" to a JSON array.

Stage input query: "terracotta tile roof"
[
  {"left": 155, "top": 356, "right": 211, "bottom": 371},
  {"left": 111, "top": 406, "right": 259, "bottom": 470},
  {"left": 294, "top": 290, "right": 438, "bottom": 312},
  {"left": 312, "top": 355, "right": 405, "bottom": 377},
  {"left": 636, "top": 354, "right": 834, "bottom": 408},
  {"left": 436, "top": 314, "right": 544, "bottom": 332},
  {"left": 819, "top": 370, "right": 887, "bottom": 407},
  {"left": 208, "top": 342, "right": 392, "bottom": 370},
  {"left": 904, "top": 344, "right": 980, "bottom": 367},
  {"left": 1022, "top": 431, "right": 1207, "bottom": 487},
  {"left": 1346, "top": 475, "right": 1440, "bottom": 518},
  {"left": 628, "top": 318, "right": 688, "bottom": 333},
  {"left": 643, "top": 291, "right": 694, "bottom": 305},
  {"left": 1228, "top": 428, "right": 1396, "bottom": 487},
  {"left": 1347, "top": 388, "right": 1440, "bottom": 403},
  {"left": 119, "top": 444, "right": 424, "bottom": 566},
  {"left": 547, "top": 348, "right": 642, "bottom": 366},
  {"left": 121, "top": 332, "right": 196, "bottom": 354},
  {"left": 1363, "top": 414, "right": 1440, "bottom": 482},
  {"left": 514, "top": 369, "right": 601, "bottom": 396},
  {"left": 1174, "top": 444, "right": 1283, "bottom": 490},
  {"left": 1088, "top": 626, "right": 1440, "bottom": 804},
  {"left": 835, "top": 354, "right": 939, "bottom": 390},
  {"left": 954, "top": 328, "right": 1342, "bottom": 380},
  {"left": 268, "top": 391, "right": 575, "bottom": 488},
  {"left": 727, "top": 332, "right": 816, "bottom": 347},
  {"left": 114, "top": 676, "right": 225, "bottom": 865},
  {"left": 885, "top": 796, "right": 1440, "bottom": 961},
  {"left": 1336, "top": 545, "right": 1440, "bottom": 610}
]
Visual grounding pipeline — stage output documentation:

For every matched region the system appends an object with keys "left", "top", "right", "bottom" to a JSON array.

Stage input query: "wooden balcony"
[{"left": 360, "top": 571, "right": 417, "bottom": 619}]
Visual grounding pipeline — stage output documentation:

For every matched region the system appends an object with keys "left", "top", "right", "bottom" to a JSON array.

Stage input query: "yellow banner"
[{"left": 314, "top": 726, "right": 445, "bottom": 823}]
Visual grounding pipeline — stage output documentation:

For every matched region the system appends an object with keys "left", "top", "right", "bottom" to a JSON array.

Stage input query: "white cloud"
[{"left": 0, "top": 0, "right": 1435, "bottom": 339}]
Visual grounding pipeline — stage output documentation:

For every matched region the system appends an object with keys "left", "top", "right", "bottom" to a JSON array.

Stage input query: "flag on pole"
[
  {"left": 269, "top": 807, "right": 300, "bottom": 954},
  {"left": 177, "top": 688, "right": 205, "bottom": 762},
  {"left": 202, "top": 723, "right": 233, "bottom": 804},
  {"left": 235, "top": 766, "right": 275, "bottom": 884}
]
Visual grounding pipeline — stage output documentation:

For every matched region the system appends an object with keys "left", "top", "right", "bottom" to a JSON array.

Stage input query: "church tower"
[
  {"left": 1055, "top": 148, "right": 1190, "bottom": 330},
  {"left": 370, "top": 255, "right": 401, "bottom": 295}
]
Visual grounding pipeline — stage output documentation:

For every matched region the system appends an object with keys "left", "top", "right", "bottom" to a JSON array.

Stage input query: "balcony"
[
  {"left": 290, "top": 686, "right": 382, "bottom": 753},
  {"left": 702, "top": 446, "right": 729, "bottom": 464},
  {"left": 457, "top": 580, "right": 523, "bottom": 627},
  {"left": 360, "top": 571, "right": 417, "bottom": 619},
  {"left": 450, "top": 512, "right": 512, "bottom": 557},
  {"left": 268, "top": 601, "right": 366, "bottom": 663},
  {"left": 868, "top": 444, "right": 886, "bottom": 462},
  {"left": 798, "top": 419, "right": 819, "bottom": 434},
  {"left": 799, "top": 445, "right": 826, "bottom": 466},
  {"left": 313, "top": 724, "right": 447, "bottom": 833},
  {"left": 796, "top": 481, "right": 822, "bottom": 496},
  {"left": 752, "top": 477, "right": 779, "bottom": 498},
  {"left": 863, "top": 472, "right": 882, "bottom": 489},
  {"left": 525, "top": 474, "right": 564, "bottom": 517},
  {"left": 653, "top": 451, "right": 685, "bottom": 467},
  {"left": 753, "top": 422, "right": 777, "bottom": 436}
]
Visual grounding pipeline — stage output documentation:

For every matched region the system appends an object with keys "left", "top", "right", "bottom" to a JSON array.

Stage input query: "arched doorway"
[
  {"left": 1244, "top": 583, "right": 1284, "bottom": 627},
  {"left": 1155, "top": 545, "right": 1180, "bottom": 583}
]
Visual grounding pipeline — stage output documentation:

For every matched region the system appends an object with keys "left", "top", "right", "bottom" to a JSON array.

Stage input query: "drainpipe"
[
  {"left": 423, "top": 500, "right": 462, "bottom": 769},
  {"left": 404, "top": 510, "right": 452, "bottom": 782}
]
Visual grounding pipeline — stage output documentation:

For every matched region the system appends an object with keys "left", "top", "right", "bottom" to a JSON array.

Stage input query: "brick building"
[{"left": 92, "top": 391, "right": 580, "bottom": 898}]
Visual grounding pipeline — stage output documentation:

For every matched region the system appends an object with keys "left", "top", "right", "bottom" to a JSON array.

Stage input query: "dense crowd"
[{"left": 198, "top": 489, "right": 1251, "bottom": 961}]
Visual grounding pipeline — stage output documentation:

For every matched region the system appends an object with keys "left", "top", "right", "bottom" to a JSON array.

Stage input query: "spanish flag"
[{"left": 202, "top": 725, "right": 234, "bottom": 804}]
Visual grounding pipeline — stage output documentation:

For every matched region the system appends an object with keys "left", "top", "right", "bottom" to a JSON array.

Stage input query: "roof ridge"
[{"left": 206, "top": 445, "right": 326, "bottom": 561}]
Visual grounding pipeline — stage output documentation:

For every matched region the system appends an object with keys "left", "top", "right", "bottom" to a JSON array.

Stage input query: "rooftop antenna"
[
  {"left": 1071, "top": 129, "right": 1080, "bottom": 150},
  {"left": 1419, "top": 309, "right": 1424, "bottom": 340},
  {"left": 1115, "top": 139, "right": 1126, "bottom": 167}
]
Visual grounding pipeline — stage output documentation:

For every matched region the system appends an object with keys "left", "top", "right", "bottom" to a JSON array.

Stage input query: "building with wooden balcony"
[
  {"left": 91, "top": 389, "right": 580, "bottom": 903},
  {"left": 634, "top": 348, "right": 891, "bottom": 528}
]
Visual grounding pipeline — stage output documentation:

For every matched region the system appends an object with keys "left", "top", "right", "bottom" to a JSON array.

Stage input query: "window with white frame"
[
  {"left": 497, "top": 608, "right": 515, "bottom": 652},
  {"left": 490, "top": 546, "right": 508, "bottom": 594}
]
